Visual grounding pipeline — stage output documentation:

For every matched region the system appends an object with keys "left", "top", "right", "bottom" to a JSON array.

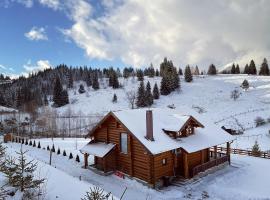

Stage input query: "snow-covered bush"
[
  {"left": 231, "top": 89, "right": 241, "bottom": 101},
  {"left": 254, "top": 117, "right": 266, "bottom": 127},
  {"left": 81, "top": 186, "right": 111, "bottom": 200}
]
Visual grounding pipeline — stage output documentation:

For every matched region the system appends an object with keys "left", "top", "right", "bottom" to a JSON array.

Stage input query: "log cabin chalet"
[{"left": 81, "top": 109, "right": 233, "bottom": 187}]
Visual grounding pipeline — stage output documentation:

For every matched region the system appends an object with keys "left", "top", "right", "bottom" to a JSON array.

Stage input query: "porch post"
[
  {"left": 214, "top": 145, "right": 217, "bottom": 159},
  {"left": 183, "top": 152, "right": 189, "bottom": 178},
  {"left": 226, "top": 142, "right": 231, "bottom": 165},
  {"left": 84, "top": 153, "right": 89, "bottom": 169}
]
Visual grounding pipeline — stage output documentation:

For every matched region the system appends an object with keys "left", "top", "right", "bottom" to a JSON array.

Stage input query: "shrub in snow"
[
  {"left": 241, "top": 79, "right": 249, "bottom": 91},
  {"left": 81, "top": 186, "right": 111, "bottom": 200},
  {"left": 78, "top": 84, "right": 86, "bottom": 94},
  {"left": 230, "top": 89, "right": 241, "bottom": 101},
  {"left": 29, "top": 141, "right": 32, "bottom": 146},
  {"left": 112, "top": 94, "right": 117, "bottom": 103},
  {"left": 33, "top": 141, "right": 36, "bottom": 147},
  {"left": 51, "top": 145, "right": 55, "bottom": 153},
  {"left": 21, "top": 138, "right": 24, "bottom": 144},
  {"left": 255, "top": 117, "right": 266, "bottom": 127},
  {"left": 69, "top": 153, "right": 73, "bottom": 159},
  {"left": 63, "top": 150, "right": 67, "bottom": 156},
  {"left": 252, "top": 140, "right": 261, "bottom": 156},
  {"left": 47, "top": 146, "right": 50, "bottom": 151},
  {"left": 37, "top": 142, "right": 41, "bottom": 148},
  {"left": 25, "top": 140, "right": 28, "bottom": 145},
  {"left": 57, "top": 148, "right": 61, "bottom": 155},
  {"left": 76, "top": 155, "right": 80, "bottom": 162}
]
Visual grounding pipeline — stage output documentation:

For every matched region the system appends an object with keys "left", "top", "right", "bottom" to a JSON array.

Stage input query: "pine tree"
[
  {"left": 207, "top": 64, "right": 217, "bottom": 75},
  {"left": 63, "top": 150, "right": 67, "bottom": 156},
  {"left": 61, "top": 90, "right": 69, "bottom": 105},
  {"left": 112, "top": 93, "right": 117, "bottom": 103},
  {"left": 252, "top": 140, "right": 261, "bottom": 156},
  {"left": 57, "top": 148, "right": 61, "bottom": 155},
  {"left": 51, "top": 144, "right": 55, "bottom": 152},
  {"left": 153, "top": 83, "right": 160, "bottom": 99},
  {"left": 8, "top": 148, "right": 45, "bottom": 191},
  {"left": 92, "top": 73, "right": 99, "bottom": 90},
  {"left": 244, "top": 64, "right": 249, "bottom": 74},
  {"left": 76, "top": 155, "right": 80, "bottom": 162},
  {"left": 0, "top": 143, "right": 6, "bottom": 171},
  {"left": 136, "top": 69, "right": 144, "bottom": 81},
  {"left": 136, "top": 81, "right": 146, "bottom": 107},
  {"left": 111, "top": 72, "right": 120, "bottom": 89},
  {"left": 43, "top": 95, "right": 48, "bottom": 106},
  {"left": 69, "top": 152, "right": 73, "bottom": 159},
  {"left": 53, "top": 77, "right": 63, "bottom": 107},
  {"left": 79, "top": 84, "right": 86, "bottom": 94},
  {"left": 231, "top": 64, "right": 236, "bottom": 74},
  {"left": 160, "top": 76, "right": 171, "bottom": 95},
  {"left": 259, "top": 58, "right": 269, "bottom": 76},
  {"left": 33, "top": 141, "right": 36, "bottom": 147},
  {"left": 145, "top": 81, "right": 153, "bottom": 107},
  {"left": 155, "top": 69, "right": 160, "bottom": 76},
  {"left": 249, "top": 60, "right": 257, "bottom": 75},
  {"left": 148, "top": 63, "right": 155, "bottom": 77},
  {"left": 37, "top": 141, "right": 41, "bottom": 148},
  {"left": 241, "top": 79, "right": 249, "bottom": 91},
  {"left": 184, "top": 65, "right": 193, "bottom": 82},
  {"left": 235, "top": 64, "right": 240, "bottom": 74},
  {"left": 68, "top": 71, "right": 73, "bottom": 89},
  {"left": 194, "top": 66, "right": 200, "bottom": 75},
  {"left": 81, "top": 186, "right": 110, "bottom": 200}
]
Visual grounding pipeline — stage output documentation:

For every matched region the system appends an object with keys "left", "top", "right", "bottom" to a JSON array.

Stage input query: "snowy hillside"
[{"left": 56, "top": 74, "right": 270, "bottom": 151}]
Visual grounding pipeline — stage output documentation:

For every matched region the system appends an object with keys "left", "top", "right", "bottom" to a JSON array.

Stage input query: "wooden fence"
[{"left": 213, "top": 147, "right": 270, "bottom": 159}]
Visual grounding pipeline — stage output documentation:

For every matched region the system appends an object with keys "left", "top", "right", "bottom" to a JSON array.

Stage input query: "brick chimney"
[{"left": 146, "top": 110, "right": 154, "bottom": 141}]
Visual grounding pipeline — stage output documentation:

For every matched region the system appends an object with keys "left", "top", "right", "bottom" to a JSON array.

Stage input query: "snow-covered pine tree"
[
  {"left": 112, "top": 94, "right": 117, "bottom": 103},
  {"left": 184, "top": 65, "right": 193, "bottom": 82},
  {"left": 207, "top": 64, "right": 217, "bottom": 75},
  {"left": 231, "top": 64, "right": 236, "bottom": 74},
  {"left": 9, "top": 148, "right": 45, "bottom": 192},
  {"left": 244, "top": 64, "right": 249, "bottom": 74},
  {"left": 249, "top": 60, "right": 257, "bottom": 75},
  {"left": 153, "top": 83, "right": 160, "bottom": 99},
  {"left": 155, "top": 69, "right": 160, "bottom": 77},
  {"left": 235, "top": 64, "right": 240, "bottom": 74},
  {"left": 145, "top": 81, "right": 153, "bottom": 107},
  {"left": 136, "top": 81, "right": 146, "bottom": 107},
  {"left": 178, "top": 68, "right": 183, "bottom": 75},
  {"left": 136, "top": 69, "right": 144, "bottom": 81},
  {"left": 92, "top": 73, "right": 100, "bottom": 90},
  {"left": 259, "top": 58, "right": 269, "bottom": 76},
  {"left": 148, "top": 63, "right": 155, "bottom": 77},
  {"left": 194, "top": 66, "right": 200, "bottom": 75},
  {"left": 241, "top": 79, "right": 249, "bottom": 91},
  {"left": 79, "top": 84, "right": 86, "bottom": 94},
  {"left": 160, "top": 76, "right": 170, "bottom": 95},
  {"left": 252, "top": 140, "right": 261, "bottom": 156}
]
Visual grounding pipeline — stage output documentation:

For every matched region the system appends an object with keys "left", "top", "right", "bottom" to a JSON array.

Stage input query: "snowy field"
[
  {"left": 56, "top": 74, "right": 270, "bottom": 151},
  {"left": 3, "top": 140, "right": 270, "bottom": 200}
]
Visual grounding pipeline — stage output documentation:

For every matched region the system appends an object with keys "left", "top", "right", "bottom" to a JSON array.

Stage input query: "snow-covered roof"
[
  {"left": 112, "top": 108, "right": 234, "bottom": 154},
  {"left": 80, "top": 142, "right": 115, "bottom": 157}
]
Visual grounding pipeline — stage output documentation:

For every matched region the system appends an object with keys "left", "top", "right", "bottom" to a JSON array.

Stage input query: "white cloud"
[
  {"left": 25, "top": 27, "right": 48, "bottom": 41},
  {"left": 39, "top": 0, "right": 60, "bottom": 10},
  {"left": 60, "top": 0, "right": 270, "bottom": 69},
  {"left": 0, "top": 64, "right": 7, "bottom": 70},
  {"left": 23, "top": 60, "right": 52, "bottom": 73}
]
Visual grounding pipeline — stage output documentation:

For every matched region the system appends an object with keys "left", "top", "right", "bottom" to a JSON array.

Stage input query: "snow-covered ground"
[
  {"left": 3, "top": 140, "right": 270, "bottom": 200},
  {"left": 56, "top": 74, "right": 270, "bottom": 151}
]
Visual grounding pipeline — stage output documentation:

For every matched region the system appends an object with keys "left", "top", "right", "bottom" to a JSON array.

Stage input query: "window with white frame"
[{"left": 120, "top": 133, "right": 128, "bottom": 154}]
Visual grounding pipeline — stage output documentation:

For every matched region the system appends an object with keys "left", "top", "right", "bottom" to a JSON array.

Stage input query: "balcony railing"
[{"left": 192, "top": 154, "right": 229, "bottom": 177}]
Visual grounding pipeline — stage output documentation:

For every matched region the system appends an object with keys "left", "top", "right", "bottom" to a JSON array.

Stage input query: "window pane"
[{"left": 121, "top": 133, "right": 128, "bottom": 154}]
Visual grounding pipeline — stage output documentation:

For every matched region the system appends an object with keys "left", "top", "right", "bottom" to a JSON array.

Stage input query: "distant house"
[{"left": 81, "top": 109, "right": 233, "bottom": 187}]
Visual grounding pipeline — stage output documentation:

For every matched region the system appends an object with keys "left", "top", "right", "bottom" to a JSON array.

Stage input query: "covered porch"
[
  {"left": 182, "top": 142, "right": 231, "bottom": 178},
  {"left": 80, "top": 142, "right": 116, "bottom": 173}
]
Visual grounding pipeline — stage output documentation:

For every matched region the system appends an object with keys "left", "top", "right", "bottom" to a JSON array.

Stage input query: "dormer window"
[{"left": 186, "top": 125, "right": 193, "bottom": 136}]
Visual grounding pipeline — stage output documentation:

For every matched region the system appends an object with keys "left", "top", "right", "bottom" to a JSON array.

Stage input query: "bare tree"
[{"left": 125, "top": 90, "right": 136, "bottom": 109}]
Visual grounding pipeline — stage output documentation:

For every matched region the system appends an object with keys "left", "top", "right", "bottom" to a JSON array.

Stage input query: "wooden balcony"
[{"left": 192, "top": 153, "right": 229, "bottom": 177}]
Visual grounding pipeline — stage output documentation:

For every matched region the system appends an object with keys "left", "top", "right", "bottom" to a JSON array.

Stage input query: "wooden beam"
[
  {"left": 183, "top": 152, "right": 189, "bottom": 178},
  {"left": 84, "top": 153, "right": 88, "bottom": 169},
  {"left": 214, "top": 146, "right": 217, "bottom": 159},
  {"left": 201, "top": 150, "right": 204, "bottom": 164},
  {"left": 227, "top": 142, "right": 231, "bottom": 165},
  {"left": 130, "top": 136, "right": 134, "bottom": 177}
]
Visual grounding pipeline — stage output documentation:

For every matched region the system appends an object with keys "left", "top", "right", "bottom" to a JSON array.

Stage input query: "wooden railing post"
[{"left": 226, "top": 142, "right": 231, "bottom": 165}]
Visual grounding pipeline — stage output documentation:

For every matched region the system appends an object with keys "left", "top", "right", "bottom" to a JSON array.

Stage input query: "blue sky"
[
  {"left": 0, "top": 0, "right": 269, "bottom": 77},
  {"left": 0, "top": 0, "right": 125, "bottom": 77}
]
